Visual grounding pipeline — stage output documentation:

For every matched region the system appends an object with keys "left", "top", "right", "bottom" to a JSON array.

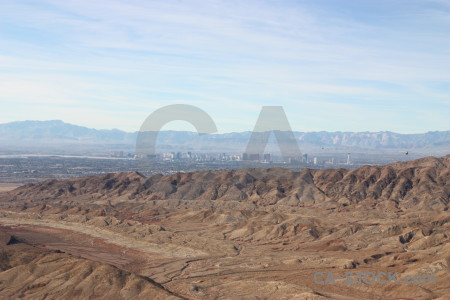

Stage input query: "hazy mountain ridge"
[
  {"left": 0, "top": 120, "right": 135, "bottom": 143},
  {"left": 0, "top": 120, "right": 449, "bottom": 153}
]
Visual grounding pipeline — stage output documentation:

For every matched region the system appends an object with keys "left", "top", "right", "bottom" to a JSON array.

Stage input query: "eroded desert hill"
[
  {"left": 0, "top": 228, "right": 181, "bottom": 299},
  {"left": 1, "top": 155, "right": 450, "bottom": 299},
  {"left": 3, "top": 155, "right": 449, "bottom": 211}
]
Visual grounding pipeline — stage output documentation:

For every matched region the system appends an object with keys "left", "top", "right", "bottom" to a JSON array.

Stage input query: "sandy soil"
[
  {"left": 0, "top": 183, "right": 20, "bottom": 192},
  {"left": 1, "top": 206, "right": 449, "bottom": 299},
  {"left": 0, "top": 156, "right": 449, "bottom": 299}
]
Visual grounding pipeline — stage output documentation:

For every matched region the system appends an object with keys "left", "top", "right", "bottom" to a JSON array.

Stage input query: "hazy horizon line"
[{"left": 1, "top": 119, "right": 449, "bottom": 136}]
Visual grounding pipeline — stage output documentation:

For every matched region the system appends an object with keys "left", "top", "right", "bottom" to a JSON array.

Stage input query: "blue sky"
[{"left": 0, "top": 0, "right": 449, "bottom": 133}]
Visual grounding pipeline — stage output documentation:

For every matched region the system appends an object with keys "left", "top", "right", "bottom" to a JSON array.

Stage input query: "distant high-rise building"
[
  {"left": 313, "top": 157, "right": 318, "bottom": 165},
  {"left": 302, "top": 153, "right": 308, "bottom": 163},
  {"left": 263, "top": 153, "right": 271, "bottom": 162},
  {"left": 347, "top": 153, "right": 351, "bottom": 165}
]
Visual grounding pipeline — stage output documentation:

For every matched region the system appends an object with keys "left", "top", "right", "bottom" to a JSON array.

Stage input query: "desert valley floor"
[{"left": 0, "top": 155, "right": 449, "bottom": 299}]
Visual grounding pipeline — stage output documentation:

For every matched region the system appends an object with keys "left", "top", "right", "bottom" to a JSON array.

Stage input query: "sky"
[{"left": 0, "top": 0, "right": 449, "bottom": 133}]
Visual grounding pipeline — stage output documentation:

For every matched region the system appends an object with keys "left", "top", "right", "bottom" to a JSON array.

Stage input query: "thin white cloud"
[{"left": 0, "top": 0, "right": 448, "bottom": 132}]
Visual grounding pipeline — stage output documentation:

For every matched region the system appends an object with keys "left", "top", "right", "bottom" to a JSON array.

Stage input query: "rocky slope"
[
  {"left": 0, "top": 155, "right": 450, "bottom": 299},
  {"left": 3, "top": 155, "right": 449, "bottom": 211},
  {"left": 0, "top": 228, "right": 181, "bottom": 299}
]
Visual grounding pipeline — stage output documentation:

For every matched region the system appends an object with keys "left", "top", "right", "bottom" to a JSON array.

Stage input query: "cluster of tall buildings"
[
  {"left": 159, "top": 152, "right": 241, "bottom": 162},
  {"left": 135, "top": 151, "right": 352, "bottom": 166},
  {"left": 242, "top": 153, "right": 271, "bottom": 162}
]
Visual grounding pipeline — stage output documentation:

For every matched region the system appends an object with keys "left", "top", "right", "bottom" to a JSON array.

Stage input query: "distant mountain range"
[
  {"left": 0, "top": 120, "right": 135, "bottom": 143},
  {"left": 0, "top": 120, "right": 449, "bottom": 155}
]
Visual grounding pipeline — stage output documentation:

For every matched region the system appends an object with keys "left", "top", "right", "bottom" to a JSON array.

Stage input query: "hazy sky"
[{"left": 1, "top": 0, "right": 449, "bottom": 133}]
